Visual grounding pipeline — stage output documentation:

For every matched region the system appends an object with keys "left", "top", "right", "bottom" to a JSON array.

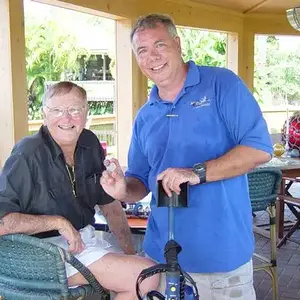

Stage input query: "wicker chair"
[
  {"left": 248, "top": 167, "right": 282, "bottom": 300},
  {"left": 0, "top": 234, "right": 108, "bottom": 300}
]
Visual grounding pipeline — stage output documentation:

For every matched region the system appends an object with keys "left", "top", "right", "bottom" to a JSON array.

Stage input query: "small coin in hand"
[{"left": 104, "top": 160, "right": 116, "bottom": 172}]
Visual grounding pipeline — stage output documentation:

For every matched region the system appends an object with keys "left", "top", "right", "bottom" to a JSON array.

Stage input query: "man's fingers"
[
  {"left": 69, "top": 238, "right": 85, "bottom": 254},
  {"left": 102, "top": 170, "right": 113, "bottom": 179},
  {"left": 158, "top": 168, "right": 190, "bottom": 197},
  {"left": 162, "top": 177, "right": 172, "bottom": 197},
  {"left": 111, "top": 170, "right": 124, "bottom": 181},
  {"left": 173, "top": 178, "right": 183, "bottom": 195},
  {"left": 68, "top": 240, "right": 76, "bottom": 253},
  {"left": 104, "top": 158, "right": 123, "bottom": 174},
  {"left": 110, "top": 158, "right": 121, "bottom": 168},
  {"left": 169, "top": 176, "right": 177, "bottom": 194},
  {"left": 77, "top": 240, "right": 85, "bottom": 254},
  {"left": 158, "top": 172, "right": 173, "bottom": 197},
  {"left": 160, "top": 174, "right": 183, "bottom": 197},
  {"left": 100, "top": 171, "right": 115, "bottom": 185}
]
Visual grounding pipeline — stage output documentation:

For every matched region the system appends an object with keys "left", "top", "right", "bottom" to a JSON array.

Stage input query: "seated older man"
[{"left": 0, "top": 81, "right": 159, "bottom": 299}]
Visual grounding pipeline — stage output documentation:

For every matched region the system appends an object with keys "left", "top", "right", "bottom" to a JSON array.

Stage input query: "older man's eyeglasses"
[{"left": 45, "top": 105, "right": 86, "bottom": 118}]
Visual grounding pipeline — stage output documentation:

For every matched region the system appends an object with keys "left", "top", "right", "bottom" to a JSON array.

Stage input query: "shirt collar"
[
  {"left": 41, "top": 125, "right": 91, "bottom": 161},
  {"left": 148, "top": 60, "right": 201, "bottom": 104}
]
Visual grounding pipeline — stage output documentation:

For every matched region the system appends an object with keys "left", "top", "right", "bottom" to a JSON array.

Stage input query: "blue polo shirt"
[{"left": 125, "top": 60, "right": 272, "bottom": 273}]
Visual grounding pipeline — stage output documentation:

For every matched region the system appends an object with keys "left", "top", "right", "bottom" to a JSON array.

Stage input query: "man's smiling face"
[
  {"left": 43, "top": 88, "right": 88, "bottom": 148},
  {"left": 132, "top": 23, "right": 182, "bottom": 88}
]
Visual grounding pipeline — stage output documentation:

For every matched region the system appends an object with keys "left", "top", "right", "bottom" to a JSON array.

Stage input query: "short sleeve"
[
  {"left": 0, "top": 153, "right": 33, "bottom": 219},
  {"left": 219, "top": 73, "right": 273, "bottom": 155},
  {"left": 97, "top": 185, "right": 115, "bottom": 205}
]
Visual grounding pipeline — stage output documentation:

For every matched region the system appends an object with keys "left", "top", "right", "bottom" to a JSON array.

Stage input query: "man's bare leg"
[{"left": 68, "top": 253, "right": 159, "bottom": 299}]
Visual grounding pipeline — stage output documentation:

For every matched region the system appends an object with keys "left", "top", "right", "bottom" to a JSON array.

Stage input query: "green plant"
[{"left": 25, "top": 20, "right": 90, "bottom": 120}]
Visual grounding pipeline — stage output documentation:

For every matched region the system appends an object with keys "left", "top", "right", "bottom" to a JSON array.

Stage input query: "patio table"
[{"left": 259, "top": 156, "right": 300, "bottom": 247}]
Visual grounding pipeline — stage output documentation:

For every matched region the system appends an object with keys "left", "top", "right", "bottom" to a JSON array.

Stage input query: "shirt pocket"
[
  {"left": 30, "top": 180, "right": 62, "bottom": 215},
  {"left": 48, "top": 185, "right": 72, "bottom": 215},
  {"left": 85, "top": 173, "right": 102, "bottom": 208}
]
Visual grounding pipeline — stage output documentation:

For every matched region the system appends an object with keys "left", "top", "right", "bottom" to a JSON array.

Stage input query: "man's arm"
[
  {"left": 124, "top": 177, "right": 148, "bottom": 203},
  {"left": 205, "top": 145, "right": 271, "bottom": 182},
  {"left": 157, "top": 146, "right": 271, "bottom": 196},
  {"left": 0, "top": 213, "right": 63, "bottom": 236},
  {"left": 99, "top": 200, "right": 136, "bottom": 255},
  {"left": 0, "top": 213, "right": 84, "bottom": 254}
]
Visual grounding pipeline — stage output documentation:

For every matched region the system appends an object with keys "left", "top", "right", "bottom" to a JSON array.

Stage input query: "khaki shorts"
[{"left": 153, "top": 258, "right": 256, "bottom": 300}]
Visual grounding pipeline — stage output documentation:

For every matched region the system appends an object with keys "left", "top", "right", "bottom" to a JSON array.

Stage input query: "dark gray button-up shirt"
[{"left": 0, "top": 126, "right": 114, "bottom": 237}]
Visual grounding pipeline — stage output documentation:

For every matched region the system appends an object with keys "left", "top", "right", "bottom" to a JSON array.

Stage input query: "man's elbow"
[
  {"left": 254, "top": 150, "right": 272, "bottom": 166},
  {"left": 0, "top": 212, "right": 15, "bottom": 236}
]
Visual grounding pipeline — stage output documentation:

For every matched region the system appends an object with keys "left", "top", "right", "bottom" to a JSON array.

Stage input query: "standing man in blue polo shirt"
[{"left": 101, "top": 14, "right": 272, "bottom": 299}]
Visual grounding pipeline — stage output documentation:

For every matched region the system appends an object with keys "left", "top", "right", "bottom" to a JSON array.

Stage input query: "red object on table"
[{"left": 100, "top": 141, "right": 107, "bottom": 157}]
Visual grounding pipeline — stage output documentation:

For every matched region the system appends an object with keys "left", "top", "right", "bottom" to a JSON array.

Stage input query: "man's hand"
[
  {"left": 57, "top": 218, "right": 85, "bottom": 254},
  {"left": 157, "top": 168, "right": 200, "bottom": 197},
  {"left": 100, "top": 158, "right": 128, "bottom": 201}
]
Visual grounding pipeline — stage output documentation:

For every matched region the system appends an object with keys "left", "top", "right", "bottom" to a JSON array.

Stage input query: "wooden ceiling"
[{"left": 188, "top": 0, "right": 300, "bottom": 14}]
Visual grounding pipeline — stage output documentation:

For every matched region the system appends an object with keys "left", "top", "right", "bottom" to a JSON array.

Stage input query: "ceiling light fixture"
[{"left": 286, "top": 7, "right": 300, "bottom": 31}]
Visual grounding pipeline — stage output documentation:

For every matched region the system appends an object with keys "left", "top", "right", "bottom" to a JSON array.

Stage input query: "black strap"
[
  {"left": 136, "top": 264, "right": 168, "bottom": 300},
  {"left": 135, "top": 263, "right": 200, "bottom": 300},
  {"left": 66, "top": 252, "right": 108, "bottom": 295}
]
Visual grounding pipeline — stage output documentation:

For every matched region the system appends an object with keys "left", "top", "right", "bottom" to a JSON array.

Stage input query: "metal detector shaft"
[{"left": 168, "top": 206, "right": 175, "bottom": 240}]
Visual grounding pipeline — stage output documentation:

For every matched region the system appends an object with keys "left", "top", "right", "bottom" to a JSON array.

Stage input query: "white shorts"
[{"left": 43, "top": 225, "right": 113, "bottom": 277}]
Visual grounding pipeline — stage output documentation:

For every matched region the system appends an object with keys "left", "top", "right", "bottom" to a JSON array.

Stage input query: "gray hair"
[
  {"left": 42, "top": 81, "right": 87, "bottom": 107},
  {"left": 130, "top": 14, "right": 178, "bottom": 42}
]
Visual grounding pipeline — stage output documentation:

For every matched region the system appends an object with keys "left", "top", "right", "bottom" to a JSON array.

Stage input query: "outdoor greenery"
[
  {"left": 26, "top": 13, "right": 227, "bottom": 120},
  {"left": 26, "top": 19, "right": 89, "bottom": 120},
  {"left": 148, "top": 28, "right": 227, "bottom": 92},
  {"left": 25, "top": 2, "right": 300, "bottom": 121},
  {"left": 178, "top": 28, "right": 226, "bottom": 67},
  {"left": 254, "top": 35, "right": 300, "bottom": 106}
]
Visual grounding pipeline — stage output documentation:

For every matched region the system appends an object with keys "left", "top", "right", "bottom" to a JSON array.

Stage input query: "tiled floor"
[
  {"left": 254, "top": 209, "right": 300, "bottom": 300},
  {"left": 253, "top": 182, "right": 300, "bottom": 300}
]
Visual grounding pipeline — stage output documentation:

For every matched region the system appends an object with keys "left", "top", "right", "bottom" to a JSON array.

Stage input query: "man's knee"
[
  {"left": 136, "top": 256, "right": 161, "bottom": 295},
  {"left": 68, "top": 252, "right": 160, "bottom": 297}
]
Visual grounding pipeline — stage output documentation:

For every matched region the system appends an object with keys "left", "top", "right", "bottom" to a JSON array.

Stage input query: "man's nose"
[
  {"left": 149, "top": 48, "right": 161, "bottom": 60},
  {"left": 61, "top": 109, "right": 72, "bottom": 118}
]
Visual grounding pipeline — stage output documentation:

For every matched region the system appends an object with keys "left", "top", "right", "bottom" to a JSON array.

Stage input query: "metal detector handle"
[
  {"left": 157, "top": 180, "right": 188, "bottom": 240},
  {"left": 157, "top": 180, "right": 188, "bottom": 208}
]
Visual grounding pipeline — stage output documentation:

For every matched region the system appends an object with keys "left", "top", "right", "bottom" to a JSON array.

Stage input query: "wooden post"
[
  {"left": 0, "top": 0, "right": 28, "bottom": 167},
  {"left": 115, "top": 18, "right": 147, "bottom": 166}
]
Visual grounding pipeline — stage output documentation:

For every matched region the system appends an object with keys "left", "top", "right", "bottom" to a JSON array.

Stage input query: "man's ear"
[{"left": 174, "top": 36, "right": 182, "bottom": 53}]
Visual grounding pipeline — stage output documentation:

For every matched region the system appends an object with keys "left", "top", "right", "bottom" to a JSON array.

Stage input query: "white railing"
[
  {"left": 28, "top": 114, "right": 116, "bottom": 132},
  {"left": 28, "top": 114, "right": 117, "bottom": 155},
  {"left": 261, "top": 107, "right": 300, "bottom": 134},
  {"left": 28, "top": 108, "right": 298, "bottom": 151}
]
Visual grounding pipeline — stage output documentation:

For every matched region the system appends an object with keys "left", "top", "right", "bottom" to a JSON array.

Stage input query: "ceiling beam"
[
  {"left": 31, "top": 0, "right": 123, "bottom": 20},
  {"left": 243, "top": 0, "right": 270, "bottom": 14}
]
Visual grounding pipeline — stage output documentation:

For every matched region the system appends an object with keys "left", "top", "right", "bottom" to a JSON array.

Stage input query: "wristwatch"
[{"left": 192, "top": 163, "right": 207, "bottom": 184}]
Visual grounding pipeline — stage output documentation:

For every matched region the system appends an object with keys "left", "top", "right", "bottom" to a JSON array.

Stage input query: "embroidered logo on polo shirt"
[{"left": 190, "top": 96, "right": 211, "bottom": 108}]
